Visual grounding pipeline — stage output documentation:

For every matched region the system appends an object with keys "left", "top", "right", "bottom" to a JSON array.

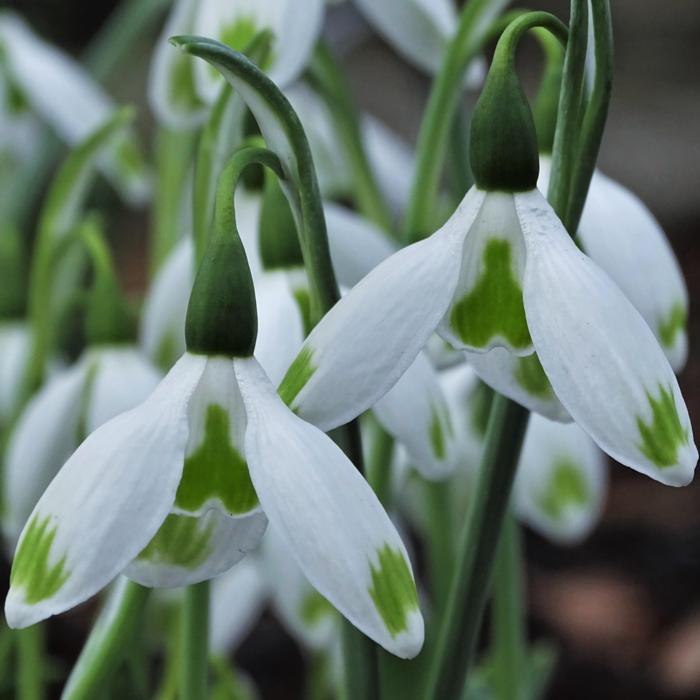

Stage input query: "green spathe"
[
  {"left": 176, "top": 404, "right": 259, "bottom": 515},
  {"left": 278, "top": 345, "right": 316, "bottom": 407},
  {"left": 658, "top": 302, "right": 686, "bottom": 350},
  {"left": 637, "top": 384, "right": 689, "bottom": 468},
  {"left": 514, "top": 353, "right": 552, "bottom": 398},
  {"left": 450, "top": 239, "right": 531, "bottom": 350},
  {"left": 137, "top": 514, "right": 214, "bottom": 569},
  {"left": 368, "top": 545, "right": 419, "bottom": 638},
  {"left": 537, "top": 459, "right": 589, "bottom": 521},
  {"left": 11, "top": 514, "right": 70, "bottom": 604}
]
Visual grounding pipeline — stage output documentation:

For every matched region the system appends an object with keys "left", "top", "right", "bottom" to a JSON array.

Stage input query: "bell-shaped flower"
[
  {"left": 0, "top": 11, "right": 149, "bottom": 204},
  {"left": 279, "top": 42, "right": 697, "bottom": 487},
  {"left": 539, "top": 158, "right": 689, "bottom": 372},
  {"left": 150, "top": 0, "right": 324, "bottom": 128}
]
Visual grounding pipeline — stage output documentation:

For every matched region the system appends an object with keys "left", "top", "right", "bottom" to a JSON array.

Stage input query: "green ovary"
[
  {"left": 278, "top": 345, "right": 315, "bottom": 407},
  {"left": 369, "top": 545, "right": 419, "bottom": 637},
  {"left": 658, "top": 302, "right": 686, "bottom": 349},
  {"left": 514, "top": 353, "right": 553, "bottom": 398},
  {"left": 450, "top": 238, "right": 531, "bottom": 350},
  {"left": 175, "top": 404, "right": 258, "bottom": 515},
  {"left": 300, "top": 590, "right": 335, "bottom": 627},
  {"left": 537, "top": 460, "right": 589, "bottom": 521},
  {"left": 11, "top": 514, "right": 69, "bottom": 604},
  {"left": 137, "top": 514, "right": 213, "bottom": 569},
  {"left": 637, "top": 384, "right": 689, "bottom": 468}
]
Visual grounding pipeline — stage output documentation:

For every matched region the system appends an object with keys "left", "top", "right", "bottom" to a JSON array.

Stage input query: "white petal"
[
  {"left": 140, "top": 237, "right": 193, "bottom": 368},
  {"left": 123, "top": 509, "right": 267, "bottom": 588},
  {"left": 209, "top": 555, "right": 267, "bottom": 653},
  {"left": 517, "top": 189, "right": 697, "bottom": 486},
  {"left": 3, "top": 361, "right": 88, "bottom": 546},
  {"left": 282, "top": 189, "right": 483, "bottom": 431},
  {"left": 438, "top": 191, "right": 535, "bottom": 356},
  {"left": 373, "top": 352, "right": 457, "bottom": 480},
  {"left": 86, "top": 348, "right": 162, "bottom": 433},
  {"left": 254, "top": 271, "right": 305, "bottom": 386},
  {"left": 324, "top": 202, "right": 396, "bottom": 287},
  {"left": 192, "top": 0, "right": 324, "bottom": 102},
  {"left": 0, "top": 322, "right": 30, "bottom": 423},
  {"left": 465, "top": 348, "right": 571, "bottom": 422},
  {"left": 515, "top": 415, "right": 607, "bottom": 545},
  {"left": 236, "top": 357, "right": 423, "bottom": 658},
  {"left": 5, "top": 354, "right": 206, "bottom": 628}
]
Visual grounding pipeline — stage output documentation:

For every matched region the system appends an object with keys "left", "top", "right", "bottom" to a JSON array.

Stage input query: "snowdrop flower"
[
  {"left": 280, "top": 34, "right": 697, "bottom": 487},
  {"left": 150, "top": 0, "right": 324, "bottom": 128},
  {"left": 6, "top": 156, "right": 423, "bottom": 661},
  {"left": 0, "top": 11, "right": 149, "bottom": 204},
  {"left": 539, "top": 158, "right": 689, "bottom": 372},
  {"left": 3, "top": 347, "right": 161, "bottom": 545}
]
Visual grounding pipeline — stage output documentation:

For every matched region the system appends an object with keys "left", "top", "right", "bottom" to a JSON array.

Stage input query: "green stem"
[
  {"left": 446, "top": 103, "right": 474, "bottom": 202},
  {"left": 367, "top": 422, "right": 395, "bottom": 505},
  {"left": 401, "top": 0, "right": 511, "bottom": 242},
  {"left": 490, "top": 513, "right": 526, "bottom": 700},
  {"left": 532, "top": 28, "right": 565, "bottom": 154},
  {"left": 18, "top": 625, "right": 44, "bottom": 700},
  {"left": 425, "top": 396, "right": 530, "bottom": 700},
  {"left": 180, "top": 581, "right": 210, "bottom": 700},
  {"left": 62, "top": 580, "right": 150, "bottom": 700},
  {"left": 425, "top": 480, "right": 455, "bottom": 619},
  {"left": 309, "top": 43, "right": 393, "bottom": 232},
  {"left": 340, "top": 623, "right": 380, "bottom": 700}
]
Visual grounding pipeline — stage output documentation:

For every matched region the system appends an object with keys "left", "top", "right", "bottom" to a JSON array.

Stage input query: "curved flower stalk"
[
  {"left": 2, "top": 347, "right": 161, "bottom": 546},
  {"left": 280, "top": 23, "right": 697, "bottom": 487},
  {"left": 353, "top": 0, "right": 485, "bottom": 84},
  {"left": 539, "top": 157, "right": 689, "bottom": 372},
  {"left": 0, "top": 11, "right": 149, "bottom": 204},
  {"left": 150, "top": 0, "right": 324, "bottom": 128}
]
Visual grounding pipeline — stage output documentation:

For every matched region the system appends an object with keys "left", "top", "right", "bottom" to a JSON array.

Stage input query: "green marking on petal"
[
  {"left": 658, "top": 302, "right": 687, "bottom": 349},
  {"left": 136, "top": 514, "right": 213, "bottom": 569},
  {"left": 299, "top": 590, "right": 335, "bottom": 627},
  {"left": 369, "top": 545, "right": 419, "bottom": 638},
  {"left": 11, "top": 514, "right": 70, "bottom": 604},
  {"left": 637, "top": 384, "right": 689, "bottom": 468},
  {"left": 154, "top": 332, "right": 179, "bottom": 372},
  {"left": 175, "top": 404, "right": 259, "bottom": 515},
  {"left": 429, "top": 403, "right": 453, "bottom": 460},
  {"left": 514, "top": 353, "right": 553, "bottom": 399},
  {"left": 537, "top": 459, "right": 589, "bottom": 522},
  {"left": 278, "top": 345, "right": 315, "bottom": 407},
  {"left": 450, "top": 239, "right": 531, "bottom": 350}
]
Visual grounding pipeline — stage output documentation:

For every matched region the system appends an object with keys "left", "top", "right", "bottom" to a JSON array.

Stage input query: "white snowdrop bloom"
[
  {"left": 2, "top": 347, "right": 161, "bottom": 545},
  {"left": 150, "top": 0, "right": 324, "bottom": 128},
  {"left": 539, "top": 157, "right": 689, "bottom": 372},
  {"left": 0, "top": 322, "right": 29, "bottom": 425},
  {"left": 0, "top": 11, "right": 150, "bottom": 204}
]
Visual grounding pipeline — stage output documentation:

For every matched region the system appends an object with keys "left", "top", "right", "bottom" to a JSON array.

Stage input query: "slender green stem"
[
  {"left": 180, "top": 582, "right": 210, "bottom": 700},
  {"left": 152, "top": 605, "right": 182, "bottom": 700},
  {"left": 425, "top": 396, "right": 530, "bottom": 700},
  {"left": 367, "top": 422, "right": 395, "bottom": 505},
  {"left": 490, "top": 513, "right": 526, "bottom": 700},
  {"left": 18, "top": 625, "right": 44, "bottom": 700},
  {"left": 532, "top": 28, "right": 565, "bottom": 154},
  {"left": 309, "top": 43, "right": 393, "bottom": 232},
  {"left": 447, "top": 103, "right": 474, "bottom": 203},
  {"left": 62, "top": 580, "right": 150, "bottom": 700},
  {"left": 425, "top": 480, "right": 455, "bottom": 618},
  {"left": 340, "top": 623, "right": 380, "bottom": 700}
]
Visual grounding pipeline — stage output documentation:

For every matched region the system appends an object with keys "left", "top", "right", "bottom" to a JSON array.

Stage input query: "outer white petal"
[
  {"left": 283, "top": 189, "right": 484, "bottom": 431},
  {"left": 515, "top": 415, "right": 606, "bottom": 545},
  {"left": 465, "top": 348, "right": 571, "bottom": 422},
  {"left": 324, "top": 202, "right": 396, "bottom": 287},
  {"left": 86, "top": 347, "right": 162, "bottom": 433},
  {"left": 0, "top": 322, "right": 30, "bottom": 423},
  {"left": 193, "top": 0, "right": 324, "bottom": 101},
  {"left": 374, "top": 352, "right": 457, "bottom": 480},
  {"left": 140, "top": 237, "right": 193, "bottom": 367},
  {"left": 124, "top": 509, "right": 267, "bottom": 588},
  {"left": 517, "top": 190, "right": 697, "bottom": 486},
  {"left": 5, "top": 354, "right": 206, "bottom": 628},
  {"left": 3, "top": 361, "right": 88, "bottom": 545},
  {"left": 236, "top": 357, "right": 423, "bottom": 658},
  {"left": 254, "top": 271, "right": 305, "bottom": 386},
  {"left": 209, "top": 556, "right": 268, "bottom": 653}
]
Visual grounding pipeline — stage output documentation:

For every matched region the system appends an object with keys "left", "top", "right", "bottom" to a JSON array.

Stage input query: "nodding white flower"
[
  {"left": 353, "top": 0, "right": 486, "bottom": 84},
  {"left": 2, "top": 347, "right": 161, "bottom": 545},
  {"left": 539, "top": 158, "right": 689, "bottom": 373},
  {"left": 150, "top": 0, "right": 324, "bottom": 128},
  {"left": 0, "top": 11, "right": 150, "bottom": 204},
  {"left": 0, "top": 322, "right": 29, "bottom": 426}
]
